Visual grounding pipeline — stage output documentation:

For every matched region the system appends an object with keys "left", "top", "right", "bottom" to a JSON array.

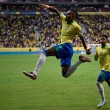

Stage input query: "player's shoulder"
[
  {"left": 107, "top": 45, "right": 110, "bottom": 48},
  {"left": 60, "top": 13, "right": 66, "bottom": 20},
  {"left": 72, "top": 21, "right": 81, "bottom": 30},
  {"left": 96, "top": 46, "right": 101, "bottom": 50},
  {"left": 72, "top": 21, "right": 78, "bottom": 25},
  {"left": 97, "top": 46, "right": 101, "bottom": 49},
  {"left": 106, "top": 45, "right": 110, "bottom": 50}
]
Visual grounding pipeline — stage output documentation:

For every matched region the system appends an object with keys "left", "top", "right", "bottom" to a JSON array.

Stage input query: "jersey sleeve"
[
  {"left": 75, "top": 25, "right": 82, "bottom": 36},
  {"left": 60, "top": 13, "right": 66, "bottom": 21}
]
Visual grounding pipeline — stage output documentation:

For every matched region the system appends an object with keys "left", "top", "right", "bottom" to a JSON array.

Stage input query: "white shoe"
[{"left": 97, "top": 101, "right": 106, "bottom": 107}]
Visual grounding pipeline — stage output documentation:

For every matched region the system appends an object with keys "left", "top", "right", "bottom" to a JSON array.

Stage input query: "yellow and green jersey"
[
  {"left": 96, "top": 45, "right": 110, "bottom": 71},
  {"left": 60, "top": 13, "right": 81, "bottom": 43}
]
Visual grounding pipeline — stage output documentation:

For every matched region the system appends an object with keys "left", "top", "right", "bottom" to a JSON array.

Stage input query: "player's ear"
[{"left": 72, "top": 13, "right": 76, "bottom": 19}]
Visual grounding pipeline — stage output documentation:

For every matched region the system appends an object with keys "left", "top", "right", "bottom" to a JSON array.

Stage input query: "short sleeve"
[
  {"left": 76, "top": 26, "right": 82, "bottom": 36},
  {"left": 60, "top": 13, "right": 66, "bottom": 21}
]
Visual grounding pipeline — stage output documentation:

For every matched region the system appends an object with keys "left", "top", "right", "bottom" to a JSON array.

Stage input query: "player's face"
[
  {"left": 65, "top": 11, "right": 75, "bottom": 22},
  {"left": 100, "top": 37, "right": 107, "bottom": 45}
]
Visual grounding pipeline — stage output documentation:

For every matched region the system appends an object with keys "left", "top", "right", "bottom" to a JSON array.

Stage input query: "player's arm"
[
  {"left": 79, "top": 33, "right": 91, "bottom": 55},
  {"left": 94, "top": 51, "right": 98, "bottom": 61},
  {"left": 39, "top": 4, "right": 60, "bottom": 16}
]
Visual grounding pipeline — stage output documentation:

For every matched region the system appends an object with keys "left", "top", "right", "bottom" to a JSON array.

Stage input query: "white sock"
[
  {"left": 97, "top": 82, "right": 106, "bottom": 101},
  {"left": 33, "top": 52, "right": 46, "bottom": 76},
  {"left": 64, "top": 60, "right": 82, "bottom": 78}
]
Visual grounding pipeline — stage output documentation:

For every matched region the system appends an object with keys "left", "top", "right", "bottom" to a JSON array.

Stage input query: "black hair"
[
  {"left": 102, "top": 34, "right": 108, "bottom": 39},
  {"left": 69, "top": 9, "right": 78, "bottom": 19}
]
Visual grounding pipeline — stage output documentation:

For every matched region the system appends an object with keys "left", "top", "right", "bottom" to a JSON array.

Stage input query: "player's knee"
[
  {"left": 106, "top": 79, "right": 110, "bottom": 87},
  {"left": 62, "top": 75, "right": 68, "bottom": 78},
  {"left": 96, "top": 81, "right": 98, "bottom": 85},
  {"left": 63, "top": 75, "right": 68, "bottom": 78},
  {"left": 107, "top": 83, "right": 110, "bottom": 87},
  {"left": 62, "top": 72, "right": 68, "bottom": 78},
  {"left": 96, "top": 81, "right": 101, "bottom": 86}
]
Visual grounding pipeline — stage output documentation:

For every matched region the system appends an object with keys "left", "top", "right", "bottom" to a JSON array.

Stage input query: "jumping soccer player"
[
  {"left": 23, "top": 4, "right": 91, "bottom": 80},
  {"left": 94, "top": 35, "right": 110, "bottom": 107}
]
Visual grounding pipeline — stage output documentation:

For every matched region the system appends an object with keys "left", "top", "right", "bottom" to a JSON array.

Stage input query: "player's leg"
[
  {"left": 96, "top": 70, "right": 106, "bottom": 107},
  {"left": 105, "top": 71, "right": 110, "bottom": 87},
  {"left": 62, "top": 55, "right": 91, "bottom": 78},
  {"left": 32, "top": 47, "right": 57, "bottom": 75},
  {"left": 98, "top": 73, "right": 110, "bottom": 107},
  {"left": 23, "top": 47, "right": 56, "bottom": 80},
  {"left": 106, "top": 78, "right": 110, "bottom": 86},
  {"left": 96, "top": 81, "right": 106, "bottom": 107}
]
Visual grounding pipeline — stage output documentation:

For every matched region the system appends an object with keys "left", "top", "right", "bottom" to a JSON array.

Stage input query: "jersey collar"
[
  {"left": 67, "top": 20, "right": 75, "bottom": 24},
  {"left": 102, "top": 44, "right": 108, "bottom": 49}
]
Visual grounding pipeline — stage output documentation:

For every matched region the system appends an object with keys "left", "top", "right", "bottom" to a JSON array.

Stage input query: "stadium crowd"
[
  {"left": 0, "top": 0, "right": 110, "bottom": 2},
  {"left": 0, "top": 4, "right": 110, "bottom": 48},
  {"left": 0, "top": 3, "right": 110, "bottom": 12},
  {"left": 0, "top": 14, "right": 109, "bottom": 48}
]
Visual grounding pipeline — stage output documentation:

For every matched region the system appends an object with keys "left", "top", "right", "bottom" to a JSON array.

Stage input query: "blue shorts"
[
  {"left": 97, "top": 70, "right": 110, "bottom": 82},
  {"left": 54, "top": 42, "right": 74, "bottom": 66}
]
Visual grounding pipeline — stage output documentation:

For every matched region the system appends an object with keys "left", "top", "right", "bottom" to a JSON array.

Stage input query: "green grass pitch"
[{"left": 0, "top": 54, "right": 110, "bottom": 110}]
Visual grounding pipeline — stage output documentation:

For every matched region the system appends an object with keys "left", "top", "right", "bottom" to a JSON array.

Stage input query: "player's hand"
[
  {"left": 39, "top": 4, "right": 49, "bottom": 10},
  {"left": 94, "top": 54, "right": 98, "bottom": 60},
  {"left": 86, "top": 48, "right": 91, "bottom": 55}
]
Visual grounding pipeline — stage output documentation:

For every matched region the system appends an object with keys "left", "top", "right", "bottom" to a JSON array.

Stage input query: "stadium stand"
[{"left": 0, "top": 1, "right": 110, "bottom": 48}]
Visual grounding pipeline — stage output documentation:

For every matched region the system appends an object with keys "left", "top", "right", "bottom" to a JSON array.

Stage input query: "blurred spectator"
[
  {"left": 1, "top": 0, "right": 110, "bottom": 2},
  {"left": 0, "top": 4, "right": 109, "bottom": 12}
]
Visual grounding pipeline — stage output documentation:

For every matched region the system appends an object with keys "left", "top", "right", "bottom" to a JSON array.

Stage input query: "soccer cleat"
[
  {"left": 23, "top": 71, "right": 36, "bottom": 80},
  {"left": 97, "top": 101, "right": 106, "bottom": 108},
  {"left": 79, "top": 55, "right": 91, "bottom": 63}
]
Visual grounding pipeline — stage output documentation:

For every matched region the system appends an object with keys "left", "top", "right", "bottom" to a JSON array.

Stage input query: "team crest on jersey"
[
  {"left": 100, "top": 52, "right": 103, "bottom": 55},
  {"left": 65, "top": 26, "right": 69, "bottom": 30}
]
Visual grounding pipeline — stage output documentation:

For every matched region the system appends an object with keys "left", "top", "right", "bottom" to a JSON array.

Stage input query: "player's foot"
[
  {"left": 97, "top": 101, "right": 106, "bottom": 108},
  {"left": 23, "top": 71, "right": 36, "bottom": 80},
  {"left": 79, "top": 55, "right": 91, "bottom": 63}
]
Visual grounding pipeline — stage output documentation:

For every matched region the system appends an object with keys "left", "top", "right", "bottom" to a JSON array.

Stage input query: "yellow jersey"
[
  {"left": 60, "top": 13, "right": 81, "bottom": 43},
  {"left": 96, "top": 45, "right": 110, "bottom": 71}
]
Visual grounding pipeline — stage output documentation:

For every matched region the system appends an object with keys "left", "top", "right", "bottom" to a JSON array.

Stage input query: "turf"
[{"left": 0, "top": 54, "right": 110, "bottom": 110}]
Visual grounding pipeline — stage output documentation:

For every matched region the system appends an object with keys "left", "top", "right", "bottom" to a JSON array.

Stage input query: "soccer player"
[
  {"left": 94, "top": 35, "right": 110, "bottom": 107},
  {"left": 23, "top": 4, "right": 91, "bottom": 80}
]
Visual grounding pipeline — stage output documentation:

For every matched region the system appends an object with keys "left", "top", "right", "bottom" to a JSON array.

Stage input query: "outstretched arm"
[{"left": 39, "top": 4, "right": 60, "bottom": 16}]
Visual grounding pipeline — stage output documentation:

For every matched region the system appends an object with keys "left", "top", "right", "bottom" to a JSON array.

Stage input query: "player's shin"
[
  {"left": 96, "top": 82, "right": 106, "bottom": 101},
  {"left": 33, "top": 52, "right": 46, "bottom": 76},
  {"left": 63, "top": 60, "right": 82, "bottom": 78}
]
